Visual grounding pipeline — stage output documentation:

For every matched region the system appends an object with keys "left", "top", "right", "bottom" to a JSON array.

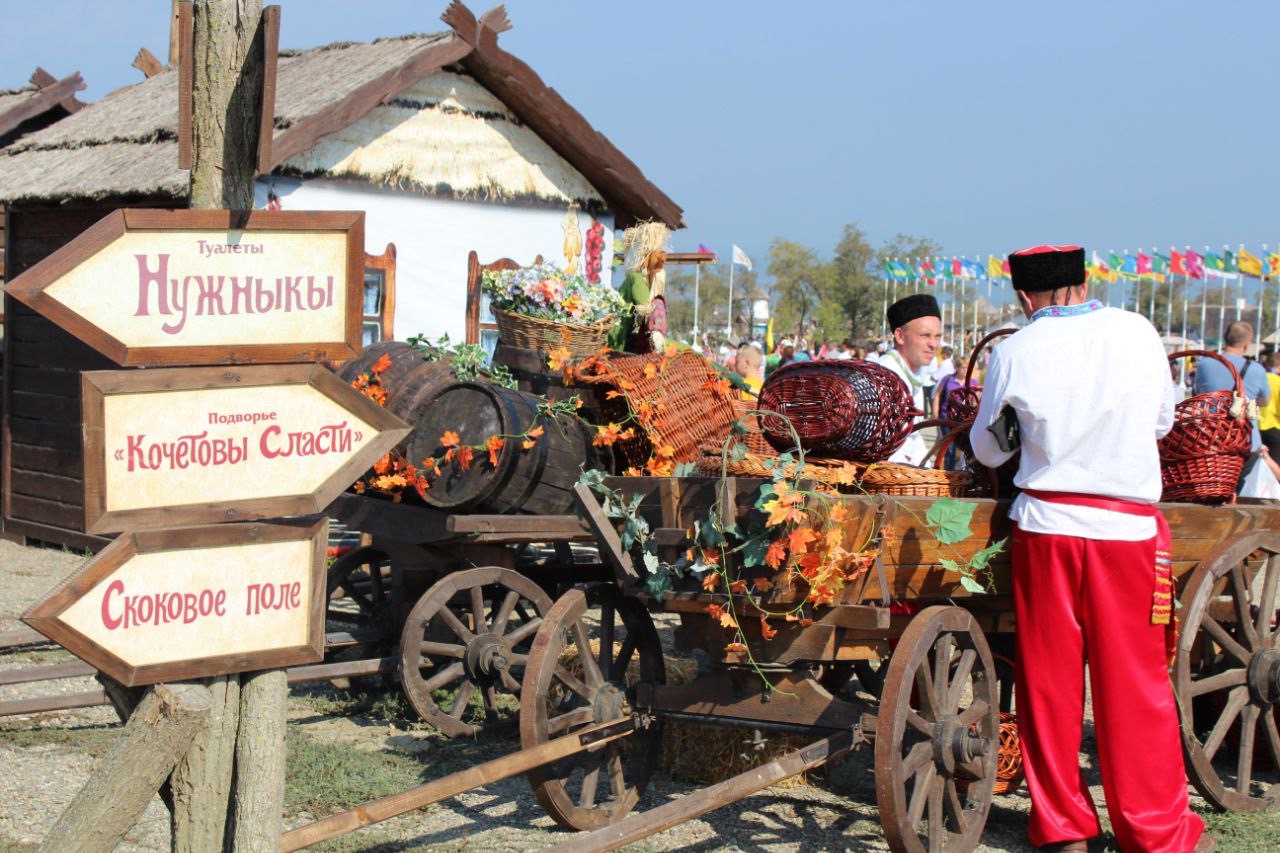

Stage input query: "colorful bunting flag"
[
  {"left": 1238, "top": 247, "right": 1263, "bottom": 278},
  {"left": 1121, "top": 253, "right": 1138, "bottom": 276},
  {"left": 988, "top": 255, "right": 1004, "bottom": 279},
  {"left": 952, "top": 257, "right": 963, "bottom": 278},
  {"left": 1185, "top": 249, "right": 1205, "bottom": 279},
  {"left": 1137, "top": 252, "right": 1153, "bottom": 276},
  {"left": 1170, "top": 250, "right": 1186, "bottom": 276},
  {"left": 1268, "top": 253, "right": 1280, "bottom": 279},
  {"left": 962, "top": 258, "right": 985, "bottom": 279}
]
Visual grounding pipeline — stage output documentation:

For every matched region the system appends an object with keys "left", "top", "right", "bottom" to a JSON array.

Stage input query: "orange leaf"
[
  {"left": 605, "top": 389, "right": 623, "bottom": 400},
  {"left": 457, "top": 445, "right": 473, "bottom": 471},
  {"left": 439, "top": 431, "right": 461, "bottom": 448},
  {"left": 371, "top": 353, "right": 393, "bottom": 375},
  {"left": 701, "top": 572, "right": 720, "bottom": 592},
  {"left": 725, "top": 641, "right": 748, "bottom": 654},
  {"left": 522, "top": 439, "right": 536, "bottom": 450},
  {"left": 718, "top": 610, "right": 738, "bottom": 629},
  {"left": 706, "top": 603, "right": 725, "bottom": 621},
  {"left": 789, "top": 527, "right": 818, "bottom": 554},
  {"left": 752, "top": 576, "right": 774, "bottom": 592},
  {"left": 642, "top": 363, "right": 657, "bottom": 379},
  {"left": 546, "top": 347, "right": 573, "bottom": 371},
  {"left": 729, "top": 578, "right": 748, "bottom": 594},
  {"left": 486, "top": 435, "right": 505, "bottom": 467},
  {"left": 765, "top": 539, "right": 789, "bottom": 569},
  {"left": 759, "top": 617, "right": 778, "bottom": 640},
  {"left": 528, "top": 425, "right": 545, "bottom": 439},
  {"left": 799, "top": 617, "right": 814, "bottom": 627},
  {"left": 372, "top": 454, "right": 392, "bottom": 475}
]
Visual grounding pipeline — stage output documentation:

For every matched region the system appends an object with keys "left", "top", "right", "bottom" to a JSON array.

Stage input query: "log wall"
[{"left": 2, "top": 199, "right": 176, "bottom": 550}]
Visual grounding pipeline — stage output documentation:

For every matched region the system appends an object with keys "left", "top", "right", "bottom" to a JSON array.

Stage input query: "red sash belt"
[{"left": 1021, "top": 489, "right": 1174, "bottom": 630}]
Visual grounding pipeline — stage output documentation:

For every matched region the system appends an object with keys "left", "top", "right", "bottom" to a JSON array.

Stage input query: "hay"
[{"left": 555, "top": 640, "right": 811, "bottom": 787}]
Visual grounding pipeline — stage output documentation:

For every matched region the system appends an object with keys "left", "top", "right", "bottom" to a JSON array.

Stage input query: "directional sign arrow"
[
  {"left": 81, "top": 363, "right": 410, "bottom": 533},
  {"left": 1, "top": 208, "right": 365, "bottom": 366},
  {"left": 24, "top": 520, "right": 328, "bottom": 687}
]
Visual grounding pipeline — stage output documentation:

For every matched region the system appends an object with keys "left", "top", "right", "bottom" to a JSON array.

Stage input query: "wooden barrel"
[
  {"left": 335, "top": 341, "right": 454, "bottom": 455},
  {"left": 492, "top": 344, "right": 579, "bottom": 402},
  {"left": 409, "top": 381, "right": 599, "bottom": 514}
]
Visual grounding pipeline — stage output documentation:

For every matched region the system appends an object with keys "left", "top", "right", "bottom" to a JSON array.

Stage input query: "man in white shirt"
[
  {"left": 971, "top": 246, "right": 1209, "bottom": 853},
  {"left": 879, "top": 294, "right": 942, "bottom": 465}
]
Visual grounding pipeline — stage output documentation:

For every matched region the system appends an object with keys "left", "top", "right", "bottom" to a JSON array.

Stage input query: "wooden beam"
[
  {"left": 28, "top": 67, "right": 86, "bottom": 113},
  {"left": 176, "top": 1, "right": 193, "bottom": 169},
  {"left": 0, "top": 72, "right": 86, "bottom": 138},
  {"left": 442, "top": 2, "right": 685, "bottom": 230},
  {"left": 265, "top": 33, "right": 472, "bottom": 171},
  {"left": 132, "top": 48, "right": 165, "bottom": 79},
  {"left": 255, "top": 5, "right": 281, "bottom": 173}
]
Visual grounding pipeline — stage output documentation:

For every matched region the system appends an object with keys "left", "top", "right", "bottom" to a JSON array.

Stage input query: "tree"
[
  {"left": 826, "top": 224, "right": 879, "bottom": 339},
  {"left": 767, "top": 238, "right": 827, "bottom": 336}
]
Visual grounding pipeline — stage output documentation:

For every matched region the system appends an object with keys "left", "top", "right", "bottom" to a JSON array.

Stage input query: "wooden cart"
[{"left": 285, "top": 476, "right": 1280, "bottom": 852}]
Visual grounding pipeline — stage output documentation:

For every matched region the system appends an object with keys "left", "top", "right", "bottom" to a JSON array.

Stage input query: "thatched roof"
[
  {"left": 0, "top": 3, "right": 684, "bottom": 228},
  {"left": 0, "top": 68, "right": 87, "bottom": 149}
]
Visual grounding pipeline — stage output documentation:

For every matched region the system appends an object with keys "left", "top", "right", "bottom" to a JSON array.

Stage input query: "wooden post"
[
  {"left": 39, "top": 684, "right": 212, "bottom": 853},
  {"left": 180, "top": 2, "right": 274, "bottom": 850}
]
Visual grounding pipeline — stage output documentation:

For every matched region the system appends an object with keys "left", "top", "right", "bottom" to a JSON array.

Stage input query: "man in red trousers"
[{"left": 971, "top": 246, "right": 1211, "bottom": 852}]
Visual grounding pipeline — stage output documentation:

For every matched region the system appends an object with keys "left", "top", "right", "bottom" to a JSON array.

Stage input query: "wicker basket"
[
  {"left": 758, "top": 359, "right": 918, "bottom": 461},
  {"left": 944, "top": 327, "right": 1016, "bottom": 435},
  {"left": 492, "top": 307, "right": 614, "bottom": 358},
  {"left": 858, "top": 461, "right": 973, "bottom": 497},
  {"left": 697, "top": 446, "right": 863, "bottom": 492},
  {"left": 1159, "top": 350, "right": 1252, "bottom": 504},
  {"left": 576, "top": 351, "right": 773, "bottom": 470}
]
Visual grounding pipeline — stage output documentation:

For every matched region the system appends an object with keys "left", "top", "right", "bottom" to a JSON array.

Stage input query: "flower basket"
[
  {"left": 492, "top": 307, "right": 614, "bottom": 358},
  {"left": 1159, "top": 350, "right": 1252, "bottom": 504}
]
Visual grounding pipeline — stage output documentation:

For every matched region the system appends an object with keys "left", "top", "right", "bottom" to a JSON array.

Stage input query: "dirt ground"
[{"left": 0, "top": 537, "right": 1272, "bottom": 852}]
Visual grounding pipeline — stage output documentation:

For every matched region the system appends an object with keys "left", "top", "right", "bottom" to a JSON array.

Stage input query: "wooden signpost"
[
  {"left": 80, "top": 364, "right": 408, "bottom": 533},
  {"left": 3, "top": 208, "right": 365, "bottom": 366},
  {"left": 24, "top": 520, "right": 327, "bottom": 686}
]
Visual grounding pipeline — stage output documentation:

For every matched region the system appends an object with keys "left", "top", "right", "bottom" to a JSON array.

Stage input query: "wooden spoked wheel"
[
  {"left": 520, "top": 584, "right": 665, "bottom": 831},
  {"left": 399, "top": 567, "right": 552, "bottom": 738},
  {"left": 325, "top": 546, "right": 397, "bottom": 655},
  {"left": 1174, "top": 531, "right": 1280, "bottom": 812},
  {"left": 875, "top": 606, "right": 999, "bottom": 853}
]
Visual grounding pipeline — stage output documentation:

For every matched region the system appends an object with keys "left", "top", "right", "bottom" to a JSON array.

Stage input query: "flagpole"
[
  {"left": 1106, "top": 250, "right": 1114, "bottom": 307},
  {"left": 1213, "top": 245, "right": 1225, "bottom": 348},
  {"left": 1177, "top": 246, "right": 1187, "bottom": 343},
  {"left": 726, "top": 250, "right": 735, "bottom": 340},
  {"left": 1236, "top": 244, "right": 1244, "bottom": 323},
  {"left": 1272, "top": 242, "right": 1280, "bottom": 350},
  {"left": 1145, "top": 249, "right": 1155, "bottom": 325},
  {"left": 1165, "top": 247, "right": 1173, "bottom": 335},
  {"left": 881, "top": 273, "right": 888, "bottom": 340},
  {"left": 692, "top": 263, "right": 701, "bottom": 341}
]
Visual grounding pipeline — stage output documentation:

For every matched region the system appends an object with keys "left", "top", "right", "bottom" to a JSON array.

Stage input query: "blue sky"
[{"left": 5, "top": 1, "right": 1279, "bottom": 269}]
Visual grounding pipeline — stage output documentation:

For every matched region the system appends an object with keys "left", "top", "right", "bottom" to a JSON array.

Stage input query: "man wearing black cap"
[
  {"left": 881, "top": 293, "right": 942, "bottom": 464},
  {"left": 971, "top": 247, "right": 1209, "bottom": 852}
]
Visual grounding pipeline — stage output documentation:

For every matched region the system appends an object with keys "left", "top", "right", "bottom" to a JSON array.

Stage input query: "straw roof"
[
  {"left": 279, "top": 71, "right": 603, "bottom": 207},
  {"left": 0, "top": 4, "right": 683, "bottom": 227}
]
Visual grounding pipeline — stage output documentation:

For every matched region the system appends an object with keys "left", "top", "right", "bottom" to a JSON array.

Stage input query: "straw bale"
[
  {"left": 555, "top": 641, "right": 809, "bottom": 787},
  {"left": 279, "top": 71, "right": 602, "bottom": 207}
]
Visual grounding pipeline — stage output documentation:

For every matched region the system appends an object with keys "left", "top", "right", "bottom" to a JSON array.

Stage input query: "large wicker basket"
[
  {"left": 576, "top": 351, "right": 772, "bottom": 470},
  {"left": 858, "top": 461, "right": 973, "bottom": 498},
  {"left": 492, "top": 307, "right": 614, "bottom": 358},
  {"left": 697, "top": 446, "right": 863, "bottom": 493},
  {"left": 944, "top": 327, "right": 1016, "bottom": 426},
  {"left": 1159, "top": 349, "right": 1252, "bottom": 504},
  {"left": 758, "top": 359, "right": 918, "bottom": 461}
]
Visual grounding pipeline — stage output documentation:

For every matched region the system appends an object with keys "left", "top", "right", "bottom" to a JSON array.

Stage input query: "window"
[{"left": 363, "top": 243, "right": 396, "bottom": 344}]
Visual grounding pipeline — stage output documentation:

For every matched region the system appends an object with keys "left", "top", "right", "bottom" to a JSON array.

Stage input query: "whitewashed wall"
[{"left": 254, "top": 177, "right": 614, "bottom": 344}]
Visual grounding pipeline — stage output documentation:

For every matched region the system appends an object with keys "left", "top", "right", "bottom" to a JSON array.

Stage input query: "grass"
[
  {"left": 0, "top": 724, "right": 119, "bottom": 757},
  {"left": 0, "top": 841, "right": 38, "bottom": 853},
  {"left": 299, "top": 682, "right": 518, "bottom": 733},
  {"left": 285, "top": 728, "right": 423, "bottom": 817},
  {"left": 1197, "top": 807, "right": 1280, "bottom": 853}
]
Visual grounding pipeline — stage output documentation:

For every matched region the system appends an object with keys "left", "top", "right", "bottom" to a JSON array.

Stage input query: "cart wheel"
[
  {"left": 520, "top": 584, "right": 665, "bottom": 831},
  {"left": 399, "top": 567, "right": 551, "bottom": 738},
  {"left": 875, "top": 606, "right": 998, "bottom": 853},
  {"left": 1173, "top": 531, "right": 1280, "bottom": 812},
  {"left": 326, "top": 546, "right": 397, "bottom": 654}
]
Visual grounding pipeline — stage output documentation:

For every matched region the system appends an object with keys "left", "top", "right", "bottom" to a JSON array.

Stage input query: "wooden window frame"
[
  {"left": 363, "top": 242, "right": 396, "bottom": 344},
  {"left": 465, "top": 250, "right": 541, "bottom": 345}
]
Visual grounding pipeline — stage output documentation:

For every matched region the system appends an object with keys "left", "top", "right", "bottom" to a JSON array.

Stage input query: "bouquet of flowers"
[{"left": 482, "top": 261, "right": 627, "bottom": 327}]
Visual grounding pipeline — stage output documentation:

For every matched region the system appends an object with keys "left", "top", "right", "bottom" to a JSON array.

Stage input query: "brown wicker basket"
[
  {"left": 758, "top": 359, "right": 918, "bottom": 461},
  {"left": 858, "top": 461, "right": 973, "bottom": 498},
  {"left": 492, "top": 307, "right": 614, "bottom": 358},
  {"left": 576, "top": 351, "right": 773, "bottom": 469},
  {"left": 1159, "top": 350, "right": 1252, "bottom": 504},
  {"left": 696, "top": 446, "right": 863, "bottom": 492},
  {"left": 944, "top": 327, "right": 1016, "bottom": 434}
]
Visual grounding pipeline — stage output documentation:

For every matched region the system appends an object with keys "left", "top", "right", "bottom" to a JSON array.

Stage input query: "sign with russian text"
[
  {"left": 23, "top": 520, "right": 327, "bottom": 686},
  {"left": 2, "top": 209, "right": 365, "bottom": 366},
  {"left": 81, "top": 363, "right": 409, "bottom": 533}
]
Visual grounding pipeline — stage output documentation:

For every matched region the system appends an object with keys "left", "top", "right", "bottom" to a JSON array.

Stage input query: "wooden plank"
[
  {"left": 0, "top": 627, "right": 48, "bottom": 648},
  {"left": 9, "top": 390, "right": 79, "bottom": 424},
  {"left": 0, "top": 688, "right": 108, "bottom": 717},
  {"left": 0, "top": 660, "right": 95, "bottom": 686},
  {"left": 8, "top": 442, "right": 83, "bottom": 478},
  {"left": 255, "top": 4, "right": 280, "bottom": 173},
  {"left": 0, "top": 517, "right": 108, "bottom": 554},
  {"left": 9, "top": 469, "right": 82, "bottom": 504},
  {"left": 446, "top": 514, "right": 589, "bottom": 536},
  {"left": 8, "top": 416, "right": 79, "bottom": 450},
  {"left": 176, "top": 0, "right": 193, "bottom": 169},
  {"left": 9, "top": 493, "right": 82, "bottom": 529},
  {"left": 549, "top": 731, "right": 855, "bottom": 852},
  {"left": 9, "top": 367, "right": 86, "bottom": 398},
  {"left": 0, "top": 71, "right": 86, "bottom": 139},
  {"left": 280, "top": 716, "right": 641, "bottom": 852},
  {"left": 573, "top": 482, "right": 638, "bottom": 584},
  {"left": 28, "top": 67, "right": 85, "bottom": 113},
  {"left": 132, "top": 48, "right": 165, "bottom": 79}
]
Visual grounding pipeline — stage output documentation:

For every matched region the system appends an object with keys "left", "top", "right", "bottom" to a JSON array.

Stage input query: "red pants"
[{"left": 1013, "top": 526, "right": 1204, "bottom": 852}]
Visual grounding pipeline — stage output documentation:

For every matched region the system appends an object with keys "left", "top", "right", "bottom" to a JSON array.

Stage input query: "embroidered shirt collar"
[
  {"left": 886, "top": 349, "right": 924, "bottom": 387},
  {"left": 1030, "top": 299, "right": 1104, "bottom": 323}
]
